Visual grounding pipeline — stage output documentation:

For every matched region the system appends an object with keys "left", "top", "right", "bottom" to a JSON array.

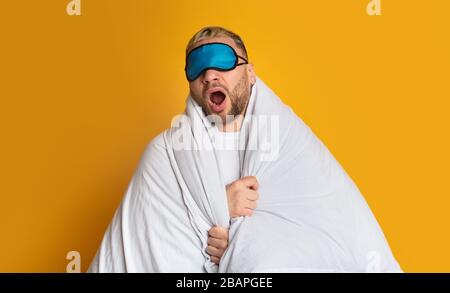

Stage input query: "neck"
[{"left": 218, "top": 114, "right": 244, "bottom": 132}]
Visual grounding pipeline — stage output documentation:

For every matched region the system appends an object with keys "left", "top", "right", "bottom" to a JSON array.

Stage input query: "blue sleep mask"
[{"left": 185, "top": 42, "right": 248, "bottom": 81}]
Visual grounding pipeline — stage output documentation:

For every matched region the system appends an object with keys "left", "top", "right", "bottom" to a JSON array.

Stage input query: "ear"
[{"left": 247, "top": 63, "right": 256, "bottom": 85}]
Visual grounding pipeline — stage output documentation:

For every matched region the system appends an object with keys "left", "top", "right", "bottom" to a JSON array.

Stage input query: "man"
[{"left": 89, "top": 26, "right": 401, "bottom": 273}]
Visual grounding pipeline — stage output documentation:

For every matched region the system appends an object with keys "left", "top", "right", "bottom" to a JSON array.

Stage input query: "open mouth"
[
  {"left": 207, "top": 88, "right": 227, "bottom": 113},
  {"left": 210, "top": 90, "right": 226, "bottom": 105}
]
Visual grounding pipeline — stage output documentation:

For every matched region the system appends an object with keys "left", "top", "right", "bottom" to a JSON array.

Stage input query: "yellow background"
[{"left": 1, "top": 0, "right": 449, "bottom": 272}]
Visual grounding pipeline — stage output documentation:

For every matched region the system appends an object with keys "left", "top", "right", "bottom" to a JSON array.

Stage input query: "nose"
[{"left": 201, "top": 68, "right": 221, "bottom": 84}]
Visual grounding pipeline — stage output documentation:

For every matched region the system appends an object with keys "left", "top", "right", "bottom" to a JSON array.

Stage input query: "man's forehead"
[{"left": 190, "top": 37, "right": 244, "bottom": 56}]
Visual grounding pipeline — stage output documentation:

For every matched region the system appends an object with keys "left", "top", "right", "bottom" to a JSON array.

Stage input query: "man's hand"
[
  {"left": 226, "top": 176, "right": 259, "bottom": 218},
  {"left": 206, "top": 177, "right": 258, "bottom": 265},
  {"left": 207, "top": 226, "right": 229, "bottom": 265}
]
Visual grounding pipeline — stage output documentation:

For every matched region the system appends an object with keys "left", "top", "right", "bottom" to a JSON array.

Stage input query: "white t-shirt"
[{"left": 212, "top": 130, "right": 241, "bottom": 186}]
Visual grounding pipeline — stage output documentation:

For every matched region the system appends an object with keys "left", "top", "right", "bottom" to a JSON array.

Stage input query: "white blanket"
[{"left": 88, "top": 77, "right": 401, "bottom": 273}]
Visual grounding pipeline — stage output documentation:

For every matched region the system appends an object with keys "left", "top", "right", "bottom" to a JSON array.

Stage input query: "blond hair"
[{"left": 185, "top": 26, "right": 248, "bottom": 59}]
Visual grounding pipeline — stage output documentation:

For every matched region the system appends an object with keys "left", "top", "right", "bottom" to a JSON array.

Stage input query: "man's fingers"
[
  {"left": 239, "top": 176, "right": 259, "bottom": 190},
  {"left": 207, "top": 236, "right": 228, "bottom": 250},
  {"left": 207, "top": 227, "right": 229, "bottom": 260},
  {"left": 241, "top": 208, "right": 254, "bottom": 217},
  {"left": 206, "top": 245, "right": 223, "bottom": 257},
  {"left": 245, "top": 200, "right": 257, "bottom": 210},
  {"left": 231, "top": 207, "right": 255, "bottom": 218},
  {"left": 208, "top": 226, "right": 229, "bottom": 239},
  {"left": 210, "top": 256, "right": 220, "bottom": 265},
  {"left": 246, "top": 190, "right": 259, "bottom": 201}
]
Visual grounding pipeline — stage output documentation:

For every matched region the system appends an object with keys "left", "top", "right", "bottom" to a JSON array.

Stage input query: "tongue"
[{"left": 210, "top": 91, "right": 225, "bottom": 105}]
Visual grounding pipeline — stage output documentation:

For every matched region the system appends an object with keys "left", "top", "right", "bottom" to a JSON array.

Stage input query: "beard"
[
  {"left": 190, "top": 72, "right": 251, "bottom": 125},
  {"left": 227, "top": 73, "right": 251, "bottom": 117}
]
